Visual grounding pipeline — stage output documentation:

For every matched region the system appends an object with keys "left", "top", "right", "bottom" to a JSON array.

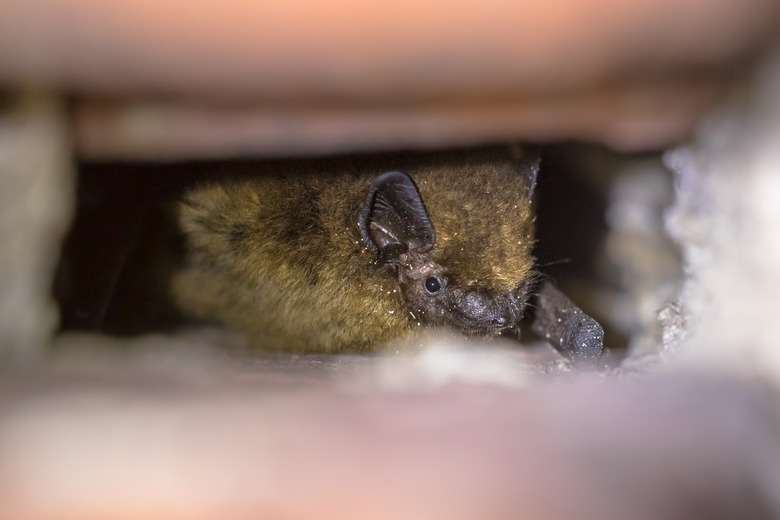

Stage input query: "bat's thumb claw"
[{"left": 563, "top": 314, "right": 604, "bottom": 369}]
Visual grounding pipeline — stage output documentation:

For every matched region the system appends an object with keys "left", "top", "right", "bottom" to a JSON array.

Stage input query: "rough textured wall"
[
  {"left": 0, "top": 94, "right": 73, "bottom": 365},
  {"left": 659, "top": 49, "right": 780, "bottom": 376}
]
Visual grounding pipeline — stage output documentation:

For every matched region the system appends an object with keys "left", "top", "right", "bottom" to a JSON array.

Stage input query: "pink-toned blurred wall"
[{"left": 2, "top": 0, "right": 777, "bottom": 157}]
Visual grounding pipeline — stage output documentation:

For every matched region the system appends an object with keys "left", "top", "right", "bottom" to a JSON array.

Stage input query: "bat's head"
[{"left": 359, "top": 146, "right": 539, "bottom": 335}]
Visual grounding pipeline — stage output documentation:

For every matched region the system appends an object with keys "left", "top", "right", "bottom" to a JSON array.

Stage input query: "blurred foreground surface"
[{"left": 0, "top": 338, "right": 778, "bottom": 520}]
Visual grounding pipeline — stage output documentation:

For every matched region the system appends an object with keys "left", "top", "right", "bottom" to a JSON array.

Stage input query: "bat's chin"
[{"left": 446, "top": 312, "right": 521, "bottom": 336}]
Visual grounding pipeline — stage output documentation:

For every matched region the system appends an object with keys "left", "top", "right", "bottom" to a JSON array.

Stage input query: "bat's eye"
[{"left": 424, "top": 276, "right": 441, "bottom": 294}]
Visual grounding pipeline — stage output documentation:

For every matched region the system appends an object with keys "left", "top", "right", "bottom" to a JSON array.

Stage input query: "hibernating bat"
[{"left": 172, "top": 146, "right": 603, "bottom": 362}]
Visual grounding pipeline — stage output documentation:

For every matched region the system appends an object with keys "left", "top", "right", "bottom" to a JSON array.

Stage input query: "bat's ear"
[
  {"left": 508, "top": 144, "right": 541, "bottom": 199},
  {"left": 358, "top": 171, "right": 435, "bottom": 264}
]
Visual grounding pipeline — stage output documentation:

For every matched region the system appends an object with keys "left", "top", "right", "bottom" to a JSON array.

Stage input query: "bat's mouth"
[{"left": 448, "top": 292, "right": 525, "bottom": 335}]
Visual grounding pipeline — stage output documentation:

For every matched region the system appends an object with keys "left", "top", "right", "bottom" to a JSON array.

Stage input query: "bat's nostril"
[{"left": 492, "top": 316, "right": 507, "bottom": 326}]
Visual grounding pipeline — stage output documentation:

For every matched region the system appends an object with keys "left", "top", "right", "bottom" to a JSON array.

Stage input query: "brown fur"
[{"left": 172, "top": 147, "right": 537, "bottom": 352}]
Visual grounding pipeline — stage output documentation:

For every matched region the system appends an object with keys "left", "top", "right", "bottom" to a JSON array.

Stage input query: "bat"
[{"left": 172, "top": 146, "right": 604, "bottom": 363}]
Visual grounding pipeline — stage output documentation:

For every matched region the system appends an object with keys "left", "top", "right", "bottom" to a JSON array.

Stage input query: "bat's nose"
[
  {"left": 492, "top": 315, "right": 508, "bottom": 326},
  {"left": 462, "top": 290, "right": 515, "bottom": 329}
]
